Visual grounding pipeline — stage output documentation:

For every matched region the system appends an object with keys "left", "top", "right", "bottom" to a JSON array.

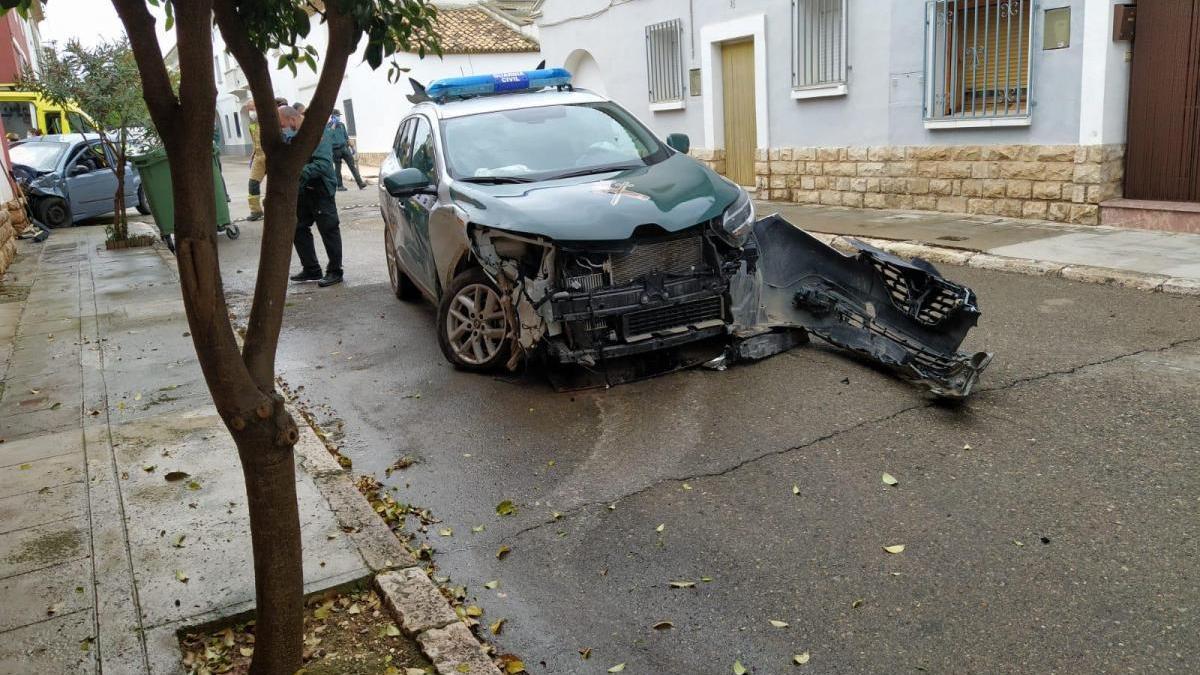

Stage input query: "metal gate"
[{"left": 1125, "top": 1, "right": 1200, "bottom": 202}]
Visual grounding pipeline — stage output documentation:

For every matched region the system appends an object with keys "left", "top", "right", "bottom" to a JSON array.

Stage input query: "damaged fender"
[{"left": 746, "top": 214, "right": 993, "bottom": 398}]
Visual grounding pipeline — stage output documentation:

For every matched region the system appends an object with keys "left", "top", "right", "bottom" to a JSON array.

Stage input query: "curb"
[
  {"left": 290, "top": 406, "right": 502, "bottom": 675},
  {"left": 811, "top": 231, "right": 1200, "bottom": 296}
]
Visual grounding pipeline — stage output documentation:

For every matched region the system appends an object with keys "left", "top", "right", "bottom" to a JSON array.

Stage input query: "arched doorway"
[{"left": 564, "top": 49, "right": 606, "bottom": 96}]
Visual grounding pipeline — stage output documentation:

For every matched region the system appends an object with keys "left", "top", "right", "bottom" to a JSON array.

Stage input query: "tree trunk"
[{"left": 112, "top": 169, "right": 127, "bottom": 241}]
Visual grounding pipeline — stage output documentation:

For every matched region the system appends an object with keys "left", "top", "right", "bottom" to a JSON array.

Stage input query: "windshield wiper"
[
  {"left": 548, "top": 164, "right": 642, "bottom": 181},
  {"left": 459, "top": 175, "right": 534, "bottom": 184}
]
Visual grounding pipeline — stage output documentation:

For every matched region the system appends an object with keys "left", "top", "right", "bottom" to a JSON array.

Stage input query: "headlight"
[{"left": 719, "top": 189, "right": 755, "bottom": 246}]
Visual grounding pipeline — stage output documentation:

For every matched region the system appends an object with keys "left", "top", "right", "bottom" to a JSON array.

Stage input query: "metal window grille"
[
  {"left": 924, "top": 0, "right": 1034, "bottom": 120},
  {"left": 792, "top": 0, "right": 848, "bottom": 90},
  {"left": 646, "top": 19, "right": 685, "bottom": 104}
]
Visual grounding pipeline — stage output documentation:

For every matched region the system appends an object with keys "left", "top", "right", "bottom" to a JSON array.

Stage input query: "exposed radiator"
[
  {"left": 623, "top": 296, "right": 724, "bottom": 337},
  {"left": 610, "top": 233, "right": 704, "bottom": 285}
]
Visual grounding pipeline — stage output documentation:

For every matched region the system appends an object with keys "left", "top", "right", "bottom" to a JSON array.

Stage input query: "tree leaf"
[
  {"left": 172, "top": 534, "right": 185, "bottom": 548},
  {"left": 669, "top": 580, "right": 695, "bottom": 589},
  {"left": 769, "top": 619, "right": 789, "bottom": 628},
  {"left": 733, "top": 660, "right": 747, "bottom": 675},
  {"left": 655, "top": 524, "right": 665, "bottom": 533},
  {"left": 438, "top": 528, "right": 453, "bottom": 537},
  {"left": 504, "top": 660, "right": 526, "bottom": 674},
  {"left": 496, "top": 545, "right": 511, "bottom": 560},
  {"left": 385, "top": 623, "right": 401, "bottom": 636},
  {"left": 484, "top": 580, "right": 499, "bottom": 589},
  {"left": 794, "top": 652, "right": 811, "bottom": 664},
  {"left": 883, "top": 544, "right": 906, "bottom": 554},
  {"left": 186, "top": 480, "right": 201, "bottom": 491},
  {"left": 495, "top": 500, "right": 516, "bottom": 516},
  {"left": 792, "top": 484, "right": 800, "bottom": 495},
  {"left": 472, "top": 525, "right": 486, "bottom": 533},
  {"left": 882, "top": 472, "right": 898, "bottom": 486},
  {"left": 489, "top": 618, "right": 506, "bottom": 635},
  {"left": 175, "top": 570, "right": 188, "bottom": 583},
  {"left": 852, "top": 598, "right": 864, "bottom": 609},
  {"left": 607, "top": 664, "right": 625, "bottom": 673},
  {"left": 652, "top": 620, "right": 674, "bottom": 630}
]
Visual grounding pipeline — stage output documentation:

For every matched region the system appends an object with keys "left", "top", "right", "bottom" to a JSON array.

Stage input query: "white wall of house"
[
  {"left": 538, "top": 0, "right": 1132, "bottom": 151},
  {"left": 267, "top": 21, "right": 540, "bottom": 157}
]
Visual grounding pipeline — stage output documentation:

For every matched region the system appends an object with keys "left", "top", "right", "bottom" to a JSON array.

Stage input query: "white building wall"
[{"left": 538, "top": 0, "right": 1124, "bottom": 150}]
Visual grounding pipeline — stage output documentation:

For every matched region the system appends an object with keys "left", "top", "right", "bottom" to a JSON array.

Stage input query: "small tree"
[
  {"left": 5, "top": 1, "right": 441, "bottom": 672},
  {"left": 21, "top": 38, "right": 153, "bottom": 242}
]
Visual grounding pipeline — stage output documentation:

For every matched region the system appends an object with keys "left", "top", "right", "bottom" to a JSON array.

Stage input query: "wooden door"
[
  {"left": 721, "top": 40, "right": 757, "bottom": 187},
  {"left": 1125, "top": 0, "right": 1200, "bottom": 201}
]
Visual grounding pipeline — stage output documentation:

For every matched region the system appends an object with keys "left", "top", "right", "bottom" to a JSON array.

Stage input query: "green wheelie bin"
[{"left": 131, "top": 145, "right": 238, "bottom": 252}]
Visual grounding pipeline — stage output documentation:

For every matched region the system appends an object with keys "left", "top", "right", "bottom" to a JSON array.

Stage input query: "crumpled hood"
[{"left": 448, "top": 153, "right": 742, "bottom": 241}]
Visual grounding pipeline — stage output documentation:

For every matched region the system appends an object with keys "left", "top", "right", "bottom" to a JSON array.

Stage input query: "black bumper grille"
[{"left": 623, "top": 296, "right": 724, "bottom": 337}]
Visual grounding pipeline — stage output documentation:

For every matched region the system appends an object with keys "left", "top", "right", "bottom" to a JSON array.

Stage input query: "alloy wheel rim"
[{"left": 446, "top": 283, "right": 507, "bottom": 365}]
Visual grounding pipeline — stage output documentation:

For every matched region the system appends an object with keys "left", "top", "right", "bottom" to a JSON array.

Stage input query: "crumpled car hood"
[{"left": 449, "top": 153, "right": 741, "bottom": 241}]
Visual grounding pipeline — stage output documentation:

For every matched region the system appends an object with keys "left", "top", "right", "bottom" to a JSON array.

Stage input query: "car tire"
[
  {"left": 436, "top": 267, "right": 512, "bottom": 371},
  {"left": 385, "top": 226, "right": 421, "bottom": 301},
  {"left": 37, "top": 197, "right": 71, "bottom": 228},
  {"left": 136, "top": 185, "right": 151, "bottom": 215}
]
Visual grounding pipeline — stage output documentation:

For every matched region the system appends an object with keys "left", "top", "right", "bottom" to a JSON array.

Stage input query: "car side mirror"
[
  {"left": 666, "top": 133, "right": 690, "bottom": 155},
  {"left": 383, "top": 167, "right": 434, "bottom": 198},
  {"left": 69, "top": 163, "right": 90, "bottom": 176}
]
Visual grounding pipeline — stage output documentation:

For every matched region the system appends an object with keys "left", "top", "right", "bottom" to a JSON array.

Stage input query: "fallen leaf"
[
  {"left": 733, "top": 660, "right": 747, "bottom": 675},
  {"left": 472, "top": 525, "right": 486, "bottom": 533},
  {"left": 19, "top": 463, "right": 31, "bottom": 470},
  {"left": 186, "top": 480, "right": 201, "bottom": 491},
  {"left": 117, "top": 401, "right": 125, "bottom": 410},
  {"left": 142, "top": 464, "right": 156, "bottom": 473},
  {"left": 484, "top": 580, "right": 500, "bottom": 589},
  {"left": 47, "top": 603, "right": 61, "bottom": 616},
  {"left": 164, "top": 471, "right": 190, "bottom": 482},
  {"left": 489, "top": 618, "right": 506, "bottom": 635},
  {"left": 792, "top": 484, "right": 800, "bottom": 495},
  {"left": 669, "top": 580, "right": 695, "bottom": 589},
  {"left": 438, "top": 528, "right": 453, "bottom": 537},
  {"left": 655, "top": 523, "right": 665, "bottom": 533},
  {"left": 963, "top": 443, "right": 972, "bottom": 451},
  {"left": 240, "top": 646, "right": 254, "bottom": 657},
  {"left": 769, "top": 619, "right": 789, "bottom": 628},
  {"left": 794, "top": 651, "right": 811, "bottom": 664},
  {"left": 347, "top": 603, "right": 361, "bottom": 615},
  {"left": 701, "top": 576, "right": 714, "bottom": 582},
  {"left": 652, "top": 620, "right": 674, "bottom": 630},
  {"left": 385, "top": 623, "right": 401, "bottom": 637},
  {"left": 495, "top": 500, "right": 516, "bottom": 516},
  {"left": 1013, "top": 539, "right": 1024, "bottom": 547},
  {"left": 134, "top": 393, "right": 142, "bottom": 401},
  {"left": 579, "top": 647, "right": 592, "bottom": 659},
  {"left": 175, "top": 570, "right": 189, "bottom": 583},
  {"left": 883, "top": 544, "right": 906, "bottom": 554},
  {"left": 852, "top": 598, "right": 864, "bottom": 609},
  {"left": 172, "top": 534, "right": 185, "bottom": 548},
  {"left": 465, "top": 605, "right": 483, "bottom": 617},
  {"left": 313, "top": 603, "right": 332, "bottom": 619},
  {"left": 496, "top": 545, "right": 511, "bottom": 560},
  {"left": 503, "top": 660, "right": 526, "bottom": 674},
  {"left": 882, "top": 472, "right": 898, "bottom": 486},
  {"left": 607, "top": 664, "right": 625, "bottom": 673},
  {"left": 607, "top": 502, "right": 616, "bottom": 511},
  {"left": 551, "top": 511, "right": 562, "bottom": 520},
  {"left": 682, "top": 483, "right": 692, "bottom": 490},
  {"left": 51, "top": 401, "right": 62, "bottom": 410}
]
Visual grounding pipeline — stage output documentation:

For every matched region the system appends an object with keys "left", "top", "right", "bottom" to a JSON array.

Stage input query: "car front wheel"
[
  {"left": 436, "top": 268, "right": 511, "bottom": 371},
  {"left": 37, "top": 197, "right": 71, "bottom": 228},
  {"left": 136, "top": 185, "right": 151, "bottom": 215}
]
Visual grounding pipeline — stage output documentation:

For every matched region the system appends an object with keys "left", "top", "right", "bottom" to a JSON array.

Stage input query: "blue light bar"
[{"left": 425, "top": 68, "right": 572, "bottom": 101}]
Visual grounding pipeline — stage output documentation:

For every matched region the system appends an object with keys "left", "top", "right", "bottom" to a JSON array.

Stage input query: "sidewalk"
[
  {"left": 757, "top": 200, "right": 1200, "bottom": 292},
  {"left": 0, "top": 228, "right": 410, "bottom": 674}
]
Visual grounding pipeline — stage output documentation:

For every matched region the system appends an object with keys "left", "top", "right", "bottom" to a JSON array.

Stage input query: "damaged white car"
[{"left": 379, "top": 69, "right": 992, "bottom": 397}]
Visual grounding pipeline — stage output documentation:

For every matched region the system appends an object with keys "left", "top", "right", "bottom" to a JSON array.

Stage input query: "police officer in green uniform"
[
  {"left": 327, "top": 109, "right": 366, "bottom": 190},
  {"left": 279, "top": 105, "right": 344, "bottom": 287}
]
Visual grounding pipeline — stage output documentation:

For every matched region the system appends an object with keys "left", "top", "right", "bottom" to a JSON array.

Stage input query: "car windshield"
[
  {"left": 9, "top": 142, "right": 69, "bottom": 172},
  {"left": 441, "top": 102, "right": 668, "bottom": 182}
]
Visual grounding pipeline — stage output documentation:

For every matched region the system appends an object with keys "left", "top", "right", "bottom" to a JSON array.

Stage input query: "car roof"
[
  {"left": 18, "top": 133, "right": 101, "bottom": 144},
  {"left": 418, "top": 88, "right": 609, "bottom": 120}
]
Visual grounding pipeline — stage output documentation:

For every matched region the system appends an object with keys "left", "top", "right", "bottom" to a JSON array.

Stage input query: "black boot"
[
  {"left": 317, "top": 270, "right": 344, "bottom": 287},
  {"left": 290, "top": 269, "right": 323, "bottom": 282}
]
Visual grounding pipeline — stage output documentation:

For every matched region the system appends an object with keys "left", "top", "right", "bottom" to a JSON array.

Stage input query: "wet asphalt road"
[{"left": 215, "top": 160, "right": 1200, "bottom": 674}]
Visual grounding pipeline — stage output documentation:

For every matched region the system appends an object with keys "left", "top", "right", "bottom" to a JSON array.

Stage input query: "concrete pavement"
[
  {"left": 204, "top": 156, "right": 1200, "bottom": 673},
  {"left": 758, "top": 200, "right": 1200, "bottom": 291},
  {"left": 0, "top": 226, "right": 405, "bottom": 673}
]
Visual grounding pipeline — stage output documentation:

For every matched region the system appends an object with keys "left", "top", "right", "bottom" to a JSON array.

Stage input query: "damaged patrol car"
[{"left": 380, "top": 69, "right": 992, "bottom": 397}]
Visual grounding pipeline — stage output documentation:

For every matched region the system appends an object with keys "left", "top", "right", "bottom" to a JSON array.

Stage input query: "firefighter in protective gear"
[{"left": 246, "top": 102, "right": 265, "bottom": 221}]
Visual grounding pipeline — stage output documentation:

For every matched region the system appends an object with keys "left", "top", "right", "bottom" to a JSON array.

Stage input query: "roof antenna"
[
  {"left": 535, "top": 59, "right": 545, "bottom": 70},
  {"left": 407, "top": 77, "right": 430, "bottom": 104}
]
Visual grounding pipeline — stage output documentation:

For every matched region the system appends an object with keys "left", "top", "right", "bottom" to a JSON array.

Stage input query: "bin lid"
[{"left": 129, "top": 145, "right": 168, "bottom": 166}]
